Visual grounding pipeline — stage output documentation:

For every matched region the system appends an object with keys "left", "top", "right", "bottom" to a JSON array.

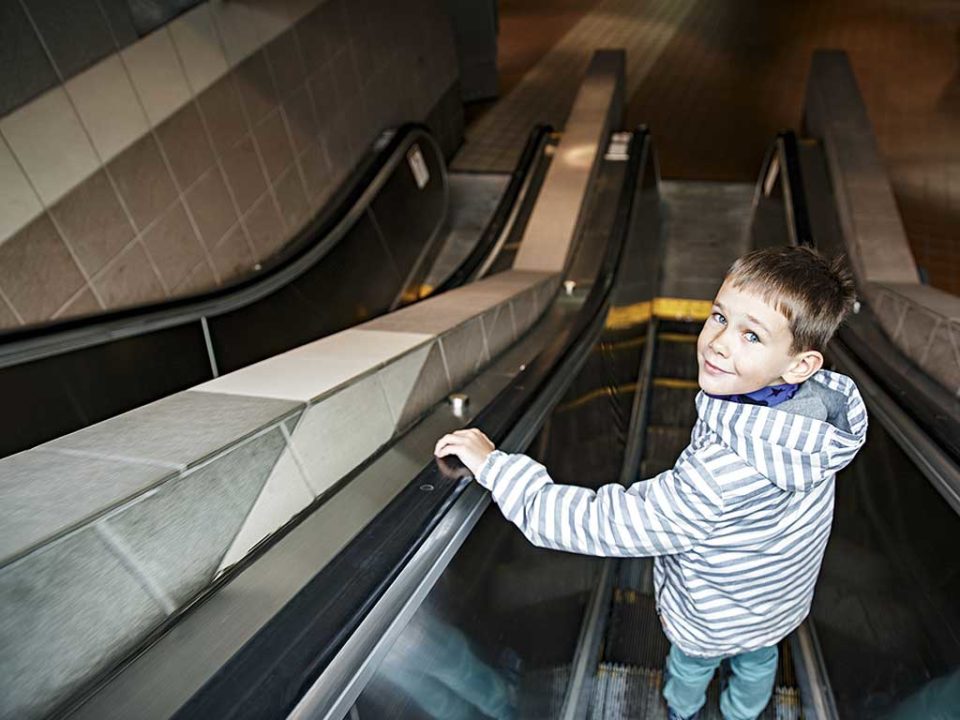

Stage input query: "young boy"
[{"left": 434, "top": 246, "right": 867, "bottom": 720}]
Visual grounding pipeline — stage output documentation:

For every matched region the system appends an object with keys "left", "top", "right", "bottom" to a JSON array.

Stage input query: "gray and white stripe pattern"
[{"left": 476, "top": 370, "right": 867, "bottom": 657}]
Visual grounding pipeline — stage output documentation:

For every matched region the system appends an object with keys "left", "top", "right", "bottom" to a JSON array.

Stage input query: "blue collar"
[{"left": 709, "top": 382, "right": 799, "bottom": 407}]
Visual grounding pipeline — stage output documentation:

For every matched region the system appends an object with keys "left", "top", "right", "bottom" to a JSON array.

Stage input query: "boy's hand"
[{"left": 434, "top": 429, "right": 496, "bottom": 477}]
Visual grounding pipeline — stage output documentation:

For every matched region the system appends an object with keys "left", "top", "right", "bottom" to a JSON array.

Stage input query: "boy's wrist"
[{"left": 475, "top": 449, "right": 504, "bottom": 488}]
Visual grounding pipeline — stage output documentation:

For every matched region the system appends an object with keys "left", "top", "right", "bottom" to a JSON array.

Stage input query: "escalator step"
[
  {"left": 641, "top": 425, "right": 692, "bottom": 476},
  {"left": 590, "top": 664, "right": 801, "bottom": 720},
  {"left": 647, "top": 386, "right": 699, "bottom": 426},
  {"left": 653, "top": 340, "right": 698, "bottom": 381}
]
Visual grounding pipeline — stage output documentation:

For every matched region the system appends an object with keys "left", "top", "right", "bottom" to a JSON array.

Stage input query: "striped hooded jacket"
[{"left": 475, "top": 370, "right": 868, "bottom": 657}]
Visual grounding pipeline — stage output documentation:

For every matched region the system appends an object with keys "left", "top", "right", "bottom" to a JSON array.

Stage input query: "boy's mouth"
[{"left": 703, "top": 358, "right": 732, "bottom": 376}]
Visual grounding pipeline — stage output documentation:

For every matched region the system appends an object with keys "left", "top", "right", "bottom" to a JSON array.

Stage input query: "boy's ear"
[{"left": 782, "top": 350, "right": 823, "bottom": 384}]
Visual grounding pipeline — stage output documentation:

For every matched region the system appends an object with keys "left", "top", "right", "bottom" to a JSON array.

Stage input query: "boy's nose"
[{"left": 709, "top": 331, "right": 729, "bottom": 357}]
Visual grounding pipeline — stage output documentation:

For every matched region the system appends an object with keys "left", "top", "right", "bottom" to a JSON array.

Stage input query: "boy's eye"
[
  {"left": 744, "top": 331, "right": 760, "bottom": 344},
  {"left": 712, "top": 312, "right": 726, "bottom": 325}
]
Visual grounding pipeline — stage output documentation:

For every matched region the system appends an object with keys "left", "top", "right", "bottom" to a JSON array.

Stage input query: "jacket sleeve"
[{"left": 474, "top": 449, "right": 725, "bottom": 557}]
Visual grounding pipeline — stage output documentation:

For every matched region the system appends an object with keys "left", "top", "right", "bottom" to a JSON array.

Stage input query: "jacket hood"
[{"left": 695, "top": 370, "right": 868, "bottom": 493}]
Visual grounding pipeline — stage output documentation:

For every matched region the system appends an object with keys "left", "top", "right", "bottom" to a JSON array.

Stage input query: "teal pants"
[{"left": 663, "top": 643, "right": 778, "bottom": 720}]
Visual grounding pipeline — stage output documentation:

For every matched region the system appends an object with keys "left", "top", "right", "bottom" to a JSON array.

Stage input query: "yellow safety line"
[
  {"left": 653, "top": 377, "right": 699, "bottom": 390},
  {"left": 595, "top": 336, "right": 647, "bottom": 353},
  {"left": 658, "top": 332, "right": 697, "bottom": 343},
  {"left": 653, "top": 297, "right": 712, "bottom": 321},
  {"left": 555, "top": 382, "right": 637, "bottom": 413},
  {"left": 605, "top": 298, "right": 712, "bottom": 329},
  {"left": 605, "top": 301, "right": 651, "bottom": 329}
]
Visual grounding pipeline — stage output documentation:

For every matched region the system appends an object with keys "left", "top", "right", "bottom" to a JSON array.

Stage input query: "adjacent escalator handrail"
[
  {"left": 170, "top": 129, "right": 649, "bottom": 720},
  {"left": 0, "top": 125, "right": 440, "bottom": 369},
  {"left": 779, "top": 130, "right": 814, "bottom": 248},
  {"left": 433, "top": 124, "right": 553, "bottom": 293}
]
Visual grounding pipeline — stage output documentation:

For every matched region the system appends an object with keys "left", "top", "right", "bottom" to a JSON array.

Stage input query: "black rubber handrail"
[
  {"left": 171, "top": 128, "right": 650, "bottom": 719},
  {"left": 778, "top": 129, "right": 960, "bottom": 462},
  {"left": 433, "top": 124, "right": 553, "bottom": 293},
  {"left": 779, "top": 131, "right": 814, "bottom": 247}
]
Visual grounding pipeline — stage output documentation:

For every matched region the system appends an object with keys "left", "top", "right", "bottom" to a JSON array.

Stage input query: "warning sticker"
[{"left": 407, "top": 144, "right": 430, "bottom": 189}]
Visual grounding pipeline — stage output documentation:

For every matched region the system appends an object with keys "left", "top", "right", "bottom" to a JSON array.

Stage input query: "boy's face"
[{"left": 696, "top": 281, "right": 811, "bottom": 396}]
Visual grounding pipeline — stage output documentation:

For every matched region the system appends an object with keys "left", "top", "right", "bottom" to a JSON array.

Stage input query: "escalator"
[
  {"left": 301, "top": 122, "right": 958, "bottom": 720},
  {"left": 52, "top": 106, "right": 959, "bottom": 720}
]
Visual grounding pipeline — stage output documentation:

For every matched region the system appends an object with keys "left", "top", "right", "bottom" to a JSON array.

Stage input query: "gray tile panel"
[
  {"left": 49, "top": 391, "right": 299, "bottom": 469},
  {"left": 103, "top": 428, "right": 286, "bottom": 607},
  {"left": 0, "top": 1, "right": 59, "bottom": 116},
  {"left": 0, "top": 449, "right": 173, "bottom": 567},
  {"left": 0, "top": 528, "right": 165, "bottom": 720}
]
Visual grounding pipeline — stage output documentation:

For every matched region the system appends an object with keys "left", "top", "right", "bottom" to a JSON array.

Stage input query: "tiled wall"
[{"left": 0, "top": 0, "right": 460, "bottom": 330}]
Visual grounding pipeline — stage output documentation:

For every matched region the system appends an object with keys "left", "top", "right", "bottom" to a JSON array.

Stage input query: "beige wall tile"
[
  {"left": 168, "top": 4, "right": 229, "bottom": 95},
  {"left": 265, "top": 29, "right": 306, "bottom": 100},
  {"left": 0, "top": 214, "right": 86, "bottom": 324},
  {"left": 0, "top": 137, "right": 43, "bottom": 245},
  {"left": 297, "top": 139, "right": 332, "bottom": 207},
  {"left": 235, "top": 51, "right": 279, "bottom": 125},
  {"left": 155, "top": 102, "right": 215, "bottom": 188},
  {"left": 141, "top": 201, "right": 206, "bottom": 289},
  {"left": 283, "top": 85, "right": 319, "bottom": 155},
  {"left": 53, "top": 288, "right": 103, "bottom": 320},
  {"left": 173, "top": 259, "right": 218, "bottom": 295},
  {"left": 66, "top": 55, "right": 150, "bottom": 164},
  {"left": 197, "top": 75, "right": 248, "bottom": 155},
  {"left": 0, "top": 293, "right": 22, "bottom": 329},
  {"left": 253, "top": 109, "right": 294, "bottom": 182},
  {"left": 51, "top": 170, "right": 136, "bottom": 276},
  {"left": 122, "top": 28, "right": 193, "bottom": 127},
  {"left": 0, "top": 87, "right": 99, "bottom": 206},
  {"left": 93, "top": 242, "right": 166, "bottom": 309},
  {"left": 185, "top": 167, "right": 238, "bottom": 249},
  {"left": 108, "top": 134, "right": 178, "bottom": 231},
  {"left": 211, "top": 224, "right": 256, "bottom": 281},
  {"left": 244, "top": 192, "right": 285, "bottom": 260},
  {"left": 221, "top": 134, "right": 267, "bottom": 212},
  {"left": 274, "top": 166, "right": 310, "bottom": 232},
  {"left": 143, "top": 202, "right": 204, "bottom": 290}
]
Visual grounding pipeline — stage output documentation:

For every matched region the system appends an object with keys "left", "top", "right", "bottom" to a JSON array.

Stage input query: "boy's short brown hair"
[{"left": 725, "top": 246, "right": 856, "bottom": 353}]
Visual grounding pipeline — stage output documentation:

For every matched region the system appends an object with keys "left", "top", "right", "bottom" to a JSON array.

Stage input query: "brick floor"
[{"left": 457, "top": 0, "right": 960, "bottom": 294}]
